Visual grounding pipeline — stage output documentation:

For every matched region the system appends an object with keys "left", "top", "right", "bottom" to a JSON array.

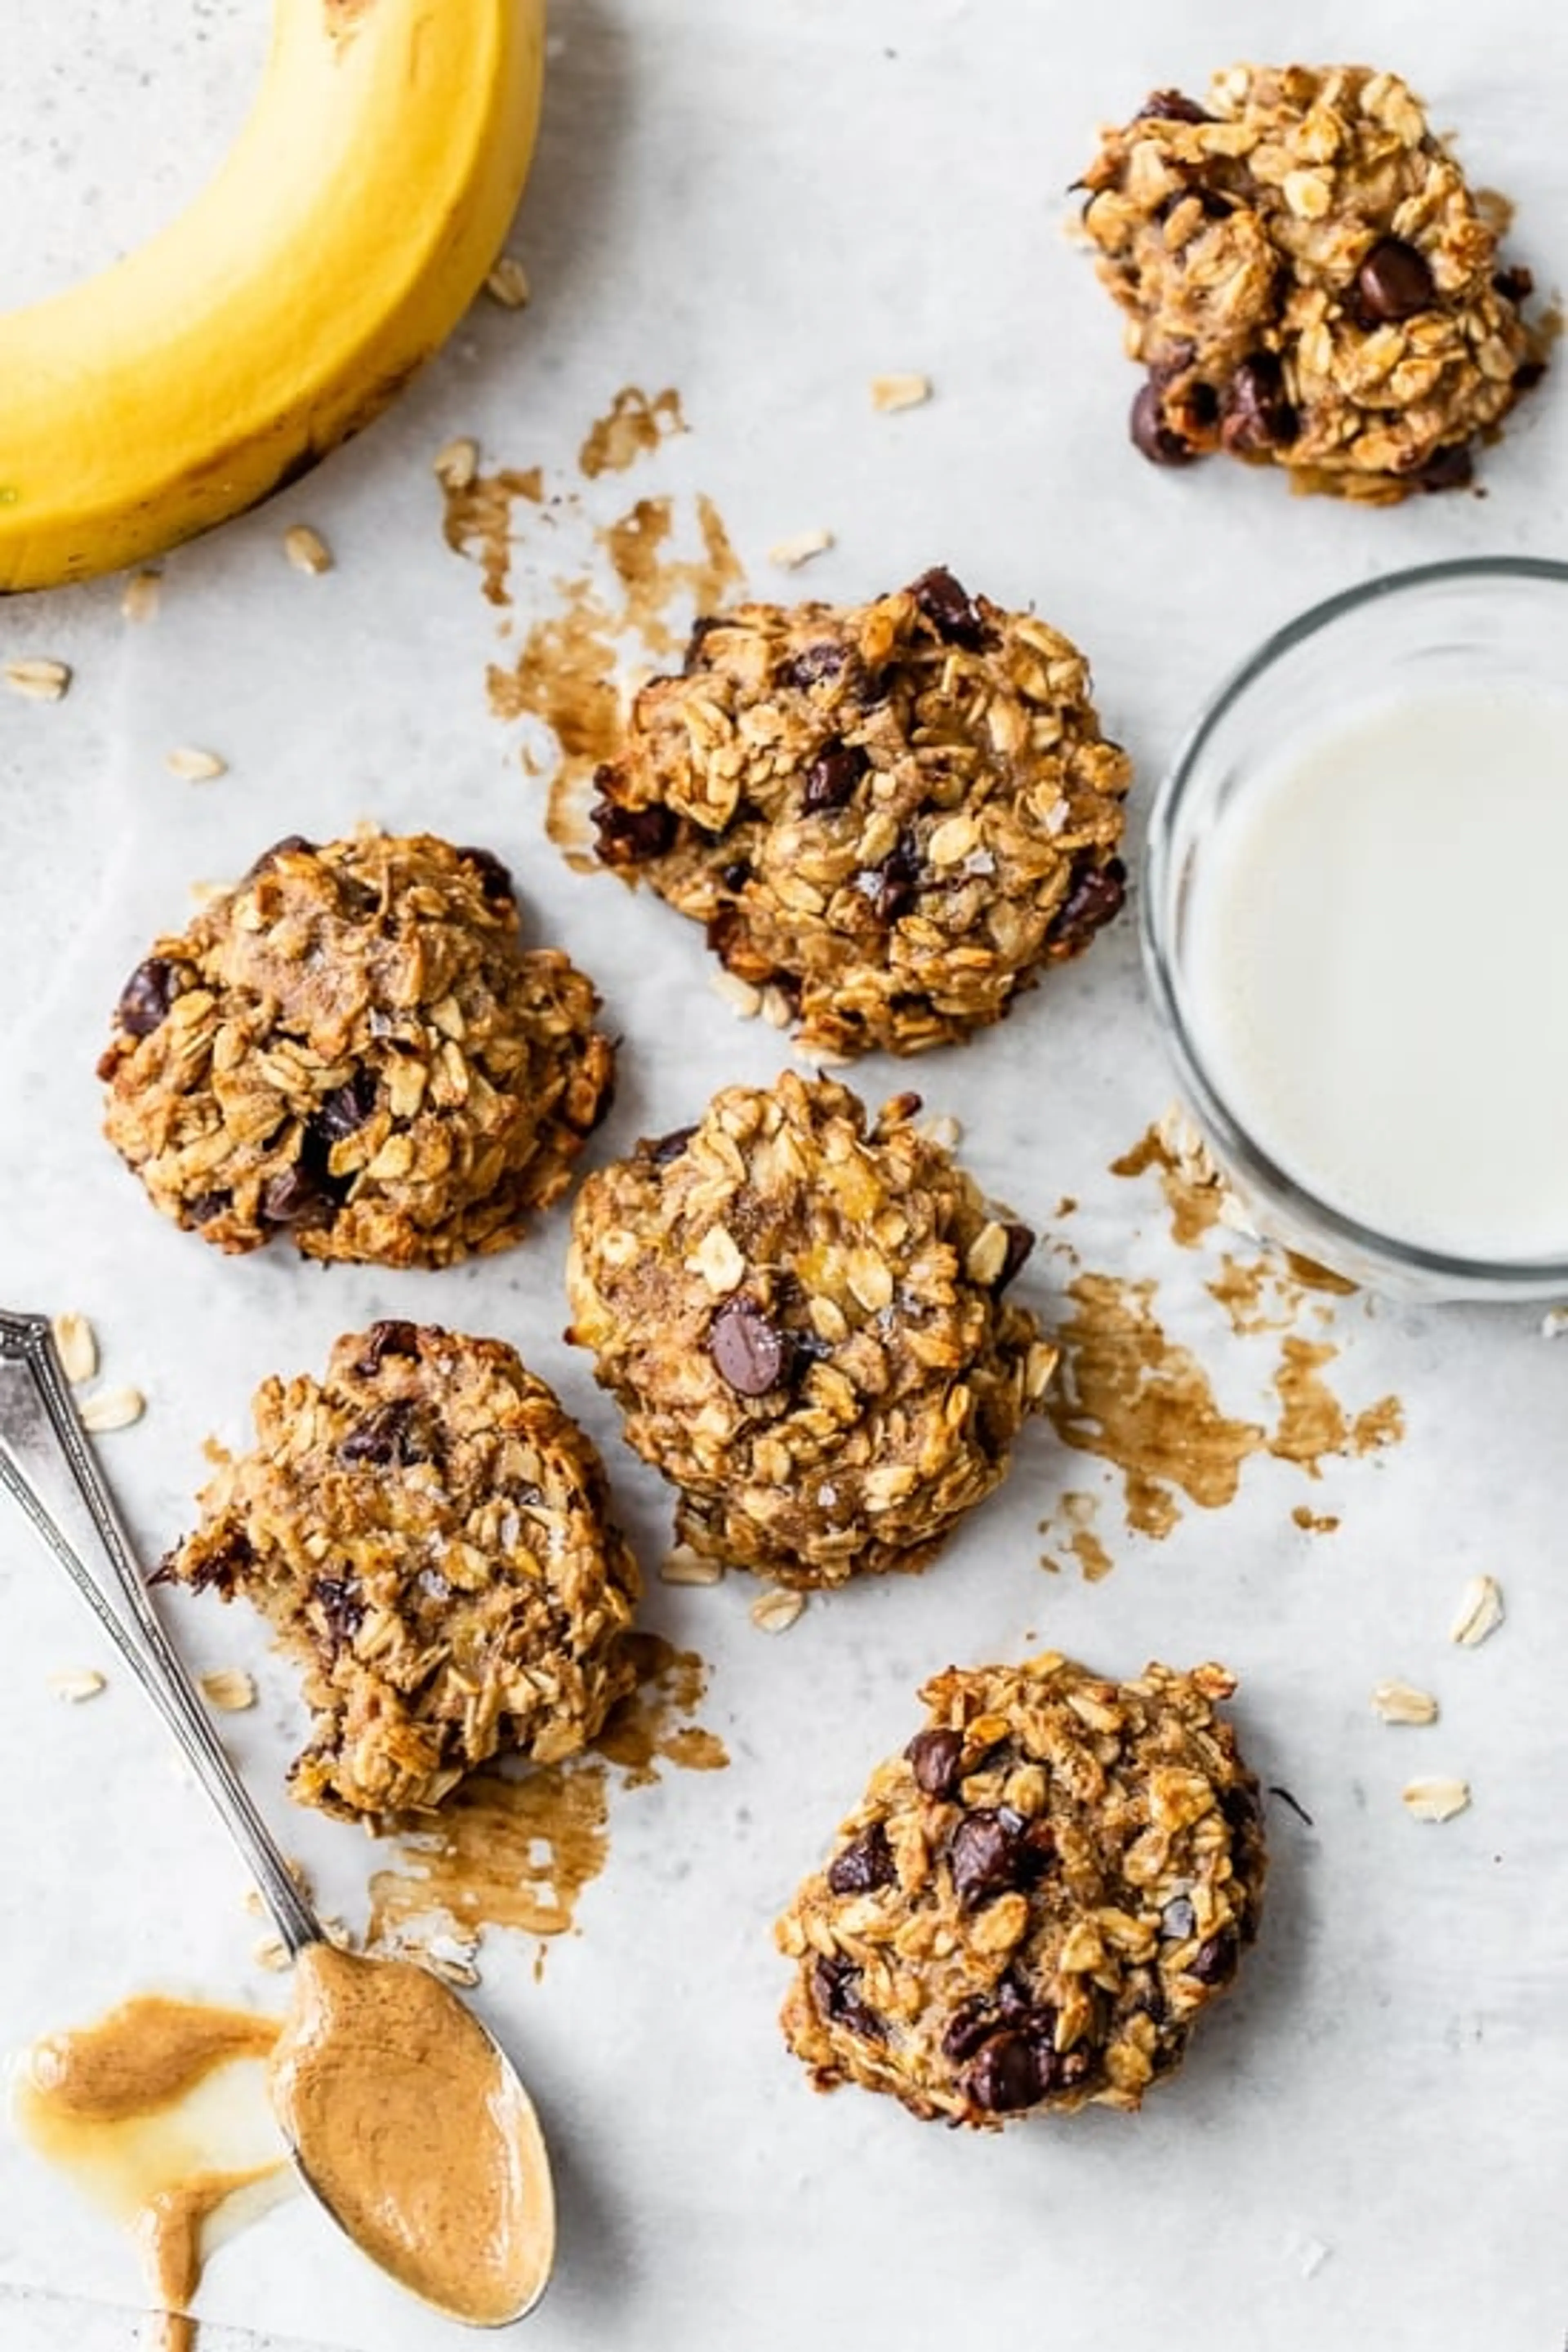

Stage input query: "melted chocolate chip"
[
  {"left": 827, "top": 1823, "right": 897, "bottom": 1896},
  {"left": 862, "top": 829, "right": 922, "bottom": 924},
  {"left": 160, "top": 1526, "right": 254, "bottom": 1595},
  {"left": 1136, "top": 88, "right": 1210, "bottom": 124},
  {"left": 996, "top": 1223, "right": 1035, "bottom": 1292},
  {"left": 1046, "top": 854, "right": 1127, "bottom": 955},
  {"left": 682, "top": 615, "right": 727, "bottom": 674},
  {"left": 1130, "top": 379, "right": 1197, "bottom": 466},
  {"left": 811, "top": 1953, "right": 885, "bottom": 2040},
  {"left": 117, "top": 958, "right": 179, "bottom": 1038},
  {"left": 1222, "top": 352, "right": 1298, "bottom": 452},
  {"left": 906, "top": 1726, "right": 964, "bottom": 1800},
  {"left": 1160, "top": 1895, "right": 1197, "bottom": 1941},
  {"left": 1187, "top": 1930, "right": 1238, "bottom": 1986},
  {"left": 355, "top": 1319, "right": 421, "bottom": 1374},
  {"left": 245, "top": 834, "right": 315, "bottom": 878},
  {"left": 802, "top": 742, "right": 869, "bottom": 814},
  {"left": 967, "top": 2032, "right": 1042, "bottom": 2113},
  {"left": 941, "top": 2000, "right": 1000, "bottom": 2065},
  {"left": 591, "top": 795, "right": 678, "bottom": 866},
  {"left": 186, "top": 1189, "right": 230, "bottom": 1226},
  {"left": 337, "top": 1398, "right": 428, "bottom": 1469},
  {"left": 909, "top": 566, "right": 986, "bottom": 650},
  {"left": 1356, "top": 236, "right": 1436, "bottom": 323},
  {"left": 1494, "top": 263, "right": 1535, "bottom": 306},
  {"left": 314, "top": 1575, "right": 365, "bottom": 1645},
  {"left": 647, "top": 1124, "right": 697, "bottom": 1166},
  {"left": 316, "top": 1068, "right": 377, "bottom": 1143},
  {"left": 260, "top": 1164, "right": 337, "bottom": 1229},
  {"left": 455, "top": 844, "right": 517, "bottom": 904},
  {"left": 782, "top": 640, "right": 848, "bottom": 690},
  {"left": 1413, "top": 442, "right": 1474, "bottom": 493},
  {"left": 720, "top": 859, "right": 751, "bottom": 891},
  {"left": 708, "top": 1297, "right": 790, "bottom": 1397},
  {"left": 948, "top": 1809, "right": 1022, "bottom": 1906}
]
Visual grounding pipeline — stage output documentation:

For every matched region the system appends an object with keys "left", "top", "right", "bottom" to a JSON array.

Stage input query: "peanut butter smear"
[
  {"left": 12, "top": 1994, "right": 286, "bottom": 2348},
  {"left": 267, "top": 1943, "right": 554, "bottom": 2325}
]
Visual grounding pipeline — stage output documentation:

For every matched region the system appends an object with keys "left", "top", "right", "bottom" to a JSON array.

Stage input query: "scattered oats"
[
  {"left": 751, "top": 1588, "right": 806, "bottom": 1635},
  {"left": 1448, "top": 1574, "right": 1504, "bottom": 1648},
  {"left": 1371, "top": 1679, "right": 1439, "bottom": 1726},
  {"left": 485, "top": 256, "right": 531, "bottom": 309},
  {"left": 241, "top": 1887, "right": 265, "bottom": 1918},
  {"left": 760, "top": 985, "right": 794, "bottom": 1030},
  {"left": 4, "top": 657, "right": 71, "bottom": 702},
  {"left": 47, "top": 1668, "right": 106, "bottom": 1703},
  {"left": 79, "top": 1385, "right": 145, "bottom": 1434},
  {"left": 50, "top": 1312, "right": 98, "bottom": 1386},
  {"left": 252, "top": 1936, "right": 291, "bottom": 1972},
  {"left": 1156, "top": 1100, "right": 1224, "bottom": 1192},
  {"left": 660, "top": 1546, "right": 725, "bottom": 1586},
  {"left": 916, "top": 1112, "right": 963, "bottom": 1151},
  {"left": 433, "top": 435, "right": 480, "bottom": 490},
  {"left": 165, "top": 746, "right": 227, "bottom": 782},
  {"left": 200, "top": 1666, "right": 258, "bottom": 1713},
  {"left": 767, "top": 527, "right": 835, "bottom": 570},
  {"left": 1402, "top": 1776, "right": 1470, "bottom": 1823},
  {"left": 321, "top": 1917, "right": 354, "bottom": 1951},
  {"left": 120, "top": 570, "right": 161, "bottom": 623},
  {"left": 283, "top": 523, "right": 333, "bottom": 576},
  {"left": 1217, "top": 1187, "right": 1264, "bottom": 1241},
  {"left": 870, "top": 372, "right": 932, "bottom": 413},
  {"left": 710, "top": 968, "right": 762, "bottom": 1019},
  {"left": 1541, "top": 1305, "right": 1568, "bottom": 1339},
  {"left": 422, "top": 1933, "right": 482, "bottom": 1987}
]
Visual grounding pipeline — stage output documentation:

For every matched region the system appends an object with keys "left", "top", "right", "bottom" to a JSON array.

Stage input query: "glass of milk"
[{"left": 1143, "top": 557, "right": 1568, "bottom": 1301}]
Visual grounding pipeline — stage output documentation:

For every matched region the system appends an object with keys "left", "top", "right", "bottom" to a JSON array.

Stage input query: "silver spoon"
[{"left": 0, "top": 1307, "right": 555, "bottom": 2326}]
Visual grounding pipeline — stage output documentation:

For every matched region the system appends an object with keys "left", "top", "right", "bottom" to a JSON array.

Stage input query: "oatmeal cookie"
[
  {"left": 98, "top": 831, "right": 614, "bottom": 1268},
  {"left": 160, "top": 1323, "right": 641, "bottom": 1818},
  {"left": 777, "top": 1653, "right": 1265, "bottom": 2126},
  {"left": 1079, "top": 65, "right": 1542, "bottom": 498},
  {"left": 565, "top": 1071, "right": 1056, "bottom": 1585},
  {"left": 589, "top": 568, "right": 1130, "bottom": 1057}
]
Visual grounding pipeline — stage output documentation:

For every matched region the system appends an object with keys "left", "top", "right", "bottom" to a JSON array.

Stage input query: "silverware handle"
[{"left": 0, "top": 1310, "right": 318, "bottom": 1957}]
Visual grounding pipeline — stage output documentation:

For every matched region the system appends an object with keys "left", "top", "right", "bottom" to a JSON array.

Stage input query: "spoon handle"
[{"left": 0, "top": 1309, "right": 320, "bottom": 1957}]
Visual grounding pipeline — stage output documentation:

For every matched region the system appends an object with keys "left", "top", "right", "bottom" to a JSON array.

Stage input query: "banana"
[{"left": 0, "top": 0, "right": 546, "bottom": 591}]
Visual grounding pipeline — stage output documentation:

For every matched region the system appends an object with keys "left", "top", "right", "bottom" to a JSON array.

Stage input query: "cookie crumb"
[{"left": 870, "top": 373, "right": 932, "bottom": 412}]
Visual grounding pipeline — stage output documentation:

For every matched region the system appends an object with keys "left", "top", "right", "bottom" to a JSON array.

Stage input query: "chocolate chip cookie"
[
  {"left": 589, "top": 570, "right": 1131, "bottom": 1056},
  {"left": 99, "top": 832, "right": 614, "bottom": 1268},
  {"left": 1079, "top": 65, "right": 1542, "bottom": 498},
  {"left": 160, "top": 1324, "right": 641, "bottom": 1818},
  {"left": 565, "top": 1071, "right": 1057, "bottom": 1585},
  {"left": 777, "top": 1653, "right": 1265, "bottom": 2125}
]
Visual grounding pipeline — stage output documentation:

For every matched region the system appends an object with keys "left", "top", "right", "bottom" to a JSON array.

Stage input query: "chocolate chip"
[
  {"left": 810, "top": 1953, "right": 885, "bottom": 2040},
  {"left": 117, "top": 958, "right": 178, "bottom": 1038},
  {"left": 314, "top": 1575, "right": 364, "bottom": 1645},
  {"left": 682, "top": 615, "right": 727, "bottom": 674},
  {"left": 948, "top": 1809, "right": 1023, "bottom": 1906},
  {"left": 646, "top": 1124, "right": 697, "bottom": 1167},
  {"left": 708, "top": 1298, "right": 789, "bottom": 1397},
  {"left": 909, "top": 566, "right": 986, "bottom": 650},
  {"left": 719, "top": 859, "right": 751, "bottom": 891},
  {"left": 1356, "top": 236, "right": 1435, "bottom": 323},
  {"left": 1494, "top": 263, "right": 1534, "bottom": 305},
  {"left": 245, "top": 834, "right": 315, "bottom": 878},
  {"left": 802, "top": 742, "right": 868, "bottom": 814},
  {"left": 861, "top": 828, "right": 922, "bottom": 924},
  {"left": 1160, "top": 1895, "right": 1197, "bottom": 1940},
  {"left": 316, "top": 1068, "right": 377, "bottom": 1142},
  {"left": 782, "top": 640, "right": 848, "bottom": 690},
  {"left": 1412, "top": 442, "right": 1474, "bottom": 493},
  {"left": 186, "top": 1190, "right": 230, "bottom": 1225},
  {"left": 338, "top": 1398, "right": 427, "bottom": 1468},
  {"left": 1222, "top": 352, "right": 1298, "bottom": 452},
  {"left": 1220, "top": 1780, "right": 1262, "bottom": 1831},
  {"left": 906, "top": 1726, "right": 964, "bottom": 1800},
  {"left": 967, "top": 2032, "right": 1041, "bottom": 2113},
  {"left": 941, "top": 2000, "right": 999, "bottom": 2065},
  {"left": 1136, "top": 88, "right": 1209, "bottom": 124},
  {"left": 160, "top": 1526, "right": 253, "bottom": 1595},
  {"left": 590, "top": 794, "right": 677, "bottom": 866},
  {"left": 1046, "top": 854, "right": 1127, "bottom": 956},
  {"left": 1187, "top": 1930, "right": 1238, "bottom": 1986},
  {"left": 995, "top": 1223, "right": 1035, "bottom": 1292},
  {"left": 455, "top": 844, "right": 516, "bottom": 904},
  {"left": 1130, "top": 379, "right": 1197, "bottom": 466},
  {"left": 260, "top": 1164, "right": 336, "bottom": 1229},
  {"left": 356, "top": 1319, "right": 421, "bottom": 1374},
  {"left": 827, "top": 1823, "right": 897, "bottom": 1896}
]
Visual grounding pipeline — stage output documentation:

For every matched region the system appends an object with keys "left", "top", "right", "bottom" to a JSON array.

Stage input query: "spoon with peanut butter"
[{"left": 0, "top": 1309, "right": 555, "bottom": 2327}]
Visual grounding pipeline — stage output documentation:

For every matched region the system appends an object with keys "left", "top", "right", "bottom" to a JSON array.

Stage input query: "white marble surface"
[{"left": 2, "top": 3, "right": 1568, "bottom": 2348}]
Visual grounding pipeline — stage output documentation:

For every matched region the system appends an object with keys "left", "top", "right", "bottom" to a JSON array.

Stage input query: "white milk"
[{"left": 1185, "top": 688, "right": 1568, "bottom": 1263}]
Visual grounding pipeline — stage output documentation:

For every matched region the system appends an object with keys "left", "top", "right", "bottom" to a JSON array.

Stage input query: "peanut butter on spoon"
[{"left": 267, "top": 1943, "right": 555, "bottom": 2327}]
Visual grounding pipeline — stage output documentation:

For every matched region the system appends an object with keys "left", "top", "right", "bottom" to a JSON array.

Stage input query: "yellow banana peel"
[{"left": 0, "top": 0, "right": 546, "bottom": 591}]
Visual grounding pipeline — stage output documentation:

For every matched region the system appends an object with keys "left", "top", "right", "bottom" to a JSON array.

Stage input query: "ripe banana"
[{"left": 0, "top": 0, "right": 546, "bottom": 592}]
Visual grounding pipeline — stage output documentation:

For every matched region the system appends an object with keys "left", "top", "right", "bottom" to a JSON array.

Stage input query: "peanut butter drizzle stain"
[
  {"left": 441, "top": 465, "right": 544, "bottom": 606},
  {"left": 1038, "top": 1490, "right": 1114, "bottom": 1581},
  {"left": 1283, "top": 1247, "right": 1358, "bottom": 1296},
  {"left": 1207, "top": 1255, "right": 1294, "bottom": 1336},
  {"left": 599, "top": 493, "right": 745, "bottom": 658},
  {"left": 1293, "top": 1505, "right": 1341, "bottom": 1535},
  {"left": 486, "top": 577, "right": 622, "bottom": 871},
  {"left": 14, "top": 1996, "right": 286, "bottom": 2352},
  {"left": 369, "top": 1633, "right": 726, "bottom": 1949},
  {"left": 578, "top": 385, "right": 687, "bottom": 479},
  {"left": 1111, "top": 1125, "right": 1225, "bottom": 1247},
  {"left": 1047, "top": 1272, "right": 1405, "bottom": 1540}
]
